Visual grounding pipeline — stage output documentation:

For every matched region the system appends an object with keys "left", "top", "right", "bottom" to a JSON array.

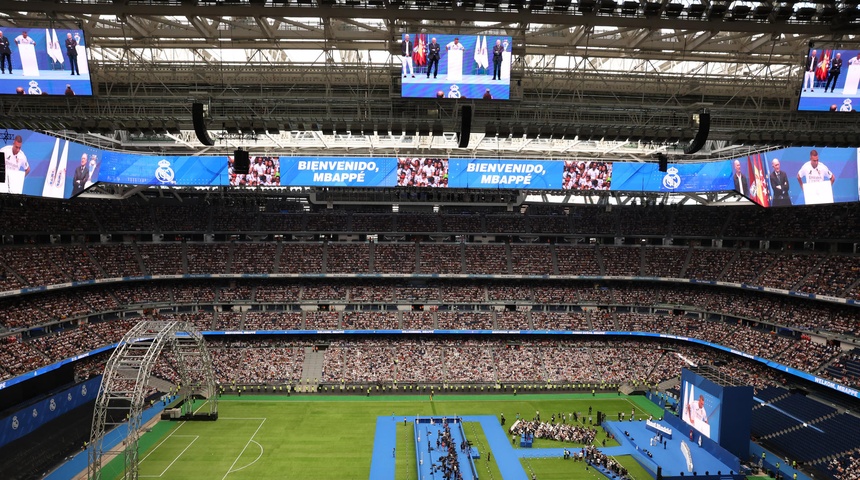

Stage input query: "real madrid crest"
[
  {"left": 662, "top": 167, "right": 681, "bottom": 190},
  {"left": 155, "top": 159, "right": 176, "bottom": 185},
  {"left": 27, "top": 80, "right": 42, "bottom": 96}
]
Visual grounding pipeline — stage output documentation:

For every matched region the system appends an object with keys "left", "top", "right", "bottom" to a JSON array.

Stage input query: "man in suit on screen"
[
  {"left": 769, "top": 158, "right": 791, "bottom": 206},
  {"left": 732, "top": 159, "right": 749, "bottom": 196},
  {"left": 72, "top": 153, "right": 88, "bottom": 196},
  {"left": 65, "top": 32, "right": 80, "bottom": 76},
  {"left": 492, "top": 39, "right": 504, "bottom": 80},
  {"left": 824, "top": 52, "right": 842, "bottom": 93},
  {"left": 426, "top": 38, "right": 440, "bottom": 79},
  {"left": 0, "top": 31, "right": 11, "bottom": 74}
]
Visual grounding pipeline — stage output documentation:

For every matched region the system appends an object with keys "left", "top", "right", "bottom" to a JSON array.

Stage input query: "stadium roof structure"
[{"left": 1, "top": 0, "right": 859, "bottom": 166}]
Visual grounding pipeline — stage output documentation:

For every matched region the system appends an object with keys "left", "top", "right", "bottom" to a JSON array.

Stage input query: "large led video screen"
[
  {"left": 229, "top": 156, "right": 281, "bottom": 186},
  {"left": 99, "top": 153, "right": 228, "bottom": 186},
  {"left": 731, "top": 147, "right": 859, "bottom": 207},
  {"left": 399, "top": 34, "right": 512, "bottom": 100},
  {"left": 0, "top": 27, "right": 93, "bottom": 96},
  {"left": 0, "top": 129, "right": 100, "bottom": 198},
  {"left": 797, "top": 48, "right": 860, "bottom": 112},
  {"left": 680, "top": 370, "right": 723, "bottom": 442}
]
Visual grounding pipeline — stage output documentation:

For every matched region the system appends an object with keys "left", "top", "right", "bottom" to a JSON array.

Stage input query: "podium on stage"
[
  {"left": 802, "top": 181, "right": 834, "bottom": 205},
  {"left": 447, "top": 49, "right": 463, "bottom": 81},
  {"left": 501, "top": 51, "right": 512, "bottom": 80},
  {"left": 842, "top": 64, "right": 860, "bottom": 95},
  {"left": 19, "top": 44, "right": 40, "bottom": 77},
  {"left": 2, "top": 170, "right": 26, "bottom": 195},
  {"left": 76, "top": 45, "right": 89, "bottom": 74}
]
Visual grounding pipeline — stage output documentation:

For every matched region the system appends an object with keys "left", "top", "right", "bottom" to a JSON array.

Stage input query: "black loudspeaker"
[
  {"left": 657, "top": 153, "right": 668, "bottom": 172},
  {"left": 683, "top": 111, "right": 710, "bottom": 154},
  {"left": 657, "top": 466, "right": 662, "bottom": 480},
  {"left": 192, "top": 103, "right": 215, "bottom": 146},
  {"left": 0, "top": 152, "right": 5, "bottom": 183},
  {"left": 233, "top": 149, "right": 250, "bottom": 175},
  {"left": 458, "top": 105, "right": 472, "bottom": 149}
]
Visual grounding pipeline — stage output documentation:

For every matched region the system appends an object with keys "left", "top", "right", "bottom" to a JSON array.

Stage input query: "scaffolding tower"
[{"left": 87, "top": 319, "right": 217, "bottom": 480}]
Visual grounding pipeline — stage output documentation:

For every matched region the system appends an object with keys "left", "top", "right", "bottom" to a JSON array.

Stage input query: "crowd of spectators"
[
  {"left": 511, "top": 419, "right": 597, "bottom": 444},
  {"left": 0, "top": 243, "right": 859, "bottom": 305},
  {"left": 429, "top": 420, "right": 464, "bottom": 480},
  {"left": 826, "top": 449, "right": 860, "bottom": 480},
  {"left": 231, "top": 243, "right": 277, "bottom": 274},
  {"left": 583, "top": 446, "right": 629, "bottom": 479},
  {"left": 374, "top": 243, "right": 416, "bottom": 274}
]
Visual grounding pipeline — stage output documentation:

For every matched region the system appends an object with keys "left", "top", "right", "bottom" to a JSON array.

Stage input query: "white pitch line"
[
  {"left": 139, "top": 421, "right": 186, "bottom": 464},
  {"left": 222, "top": 418, "right": 267, "bottom": 479},
  {"left": 154, "top": 435, "right": 199, "bottom": 478},
  {"left": 228, "top": 440, "right": 265, "bottom": 473}
]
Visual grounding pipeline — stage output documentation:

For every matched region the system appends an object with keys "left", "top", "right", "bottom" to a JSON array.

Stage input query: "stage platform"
[{"left": 372, "top": 415, "right": 744, "bottom": 480}]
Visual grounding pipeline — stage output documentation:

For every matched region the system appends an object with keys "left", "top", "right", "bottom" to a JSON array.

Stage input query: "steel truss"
[{"left": 87, "top": 320, "right": 218, "bottom": 480}]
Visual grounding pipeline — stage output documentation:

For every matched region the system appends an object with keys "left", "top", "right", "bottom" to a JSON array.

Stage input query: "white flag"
[
  {"left": 42, "top": 138, "right": 61, "bottom": 197},
  {"left": 481, "top": 35, "right": 489, "bottom": 69},
  {"left": 51, "top": 29, "right": 64, "bottom": 64},
  {"left": 474, "top": 35, "right": 483, "bottom": 68}
]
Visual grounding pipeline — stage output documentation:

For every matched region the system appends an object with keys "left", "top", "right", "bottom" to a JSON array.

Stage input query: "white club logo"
[
  {"left": 11, "top": 416, "right": 18, "bottom": 430},
  {"left": 662, "top": 166, "right": 681, "bottom": 190},
  {"left": 155, "top": 159, "right": 176, "bottom": 184},
  {"left": 28, "top": 80, "right": 42, "bottom": 96},
  {"left": 49, "top": 399, "right": 57, "bottom": 411},
  {"left": 82, "top": 385, "right": 88, "bottom": 396},
  {"left": 32, "top": 408, "right": 38, "bottom": 418},
  {"left": 68, "top": 393, "right": 73, "bottom": 401},
  {"left": 447, "top": 85, "right": 461, "bottom": 99},
  {"left": 840, "top": 99, "right": 853, "bottom": 112}
]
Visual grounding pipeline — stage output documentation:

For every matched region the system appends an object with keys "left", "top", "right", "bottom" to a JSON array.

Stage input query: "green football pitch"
[{"left": 98, "top": 393, "right": 665, "bottom": 480}]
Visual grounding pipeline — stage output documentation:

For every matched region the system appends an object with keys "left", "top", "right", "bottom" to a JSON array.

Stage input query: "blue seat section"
[
  {"left": 754, "top": 386, "right": 789, "bottom": 403},
  {"left": 824, "top": 353, "right": 860, "bottom": 386},
  {"left": 770, "top": 394, "right": 837, "bottom": 423},
  {"left": 751, "top": 406, "right": 801, "bottom": 437},
  {"left": 764, "top": 413, "right": 860, "bottom": 463}
]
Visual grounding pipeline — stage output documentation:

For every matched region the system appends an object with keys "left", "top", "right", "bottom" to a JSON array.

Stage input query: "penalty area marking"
[
  {"left": 139, "top": 435, "right": 199, "bottom": 478},
  {"left": 222, "top": 417, "right": 267, "bottom": 479},
  {"left": 227, "top": 440, "right": 265, "bottom": 474}
]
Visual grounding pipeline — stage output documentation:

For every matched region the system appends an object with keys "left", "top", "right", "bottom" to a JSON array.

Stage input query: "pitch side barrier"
[
  {"left": 0, "top": 274, "right": 857, "bottom": 308},
  {"left": 5, "top": 330, "right": 856, "bottom": 400}
]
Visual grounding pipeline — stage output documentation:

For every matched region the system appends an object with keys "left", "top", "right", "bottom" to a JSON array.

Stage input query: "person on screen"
[
  {"left": 0, "top": 31, "right": 11, "bottom": 74},
  {"left": 824, "top": 52, "right": 842, "bottom": 93},
  {"left": 72, "top": 153, "right": 89, "bottom": 196},
  {"left": 850, "top": 52, "right": 860, "bottom": 66},
  {"left": 686, "top": 395, "right": 709, "bottom": 427},
  {"left": 732, "top": 159, "right": 749, "bottom": 196},
  {"left": 65, "top": 33, "right": 80, "bottom": 76},
  {"left": 1, "top": 135, "right": 29, "bottom": 176},
  {"left": 426, "top": 38, "right": 441, "bottom": 79},
  {"left": 769, "top": 158, "right": 791, "bottom": 206},
  {"left": 14, "top": 31, "right": 36, "bottom": 46},
  {"left": 446, "top": 37, "right": 465, "bottom": 52},
  {"left": 401, "top": 34, "right": 414, "bottom": 78},
  {"left": 804, "top": 49, "right": 817, "bottom": 92},
  {"left": 492, "top": 39, "right": 504, "bottom": 80},
  {"left": 797, "top": 149, "right": 835, "bottom": 188}
]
